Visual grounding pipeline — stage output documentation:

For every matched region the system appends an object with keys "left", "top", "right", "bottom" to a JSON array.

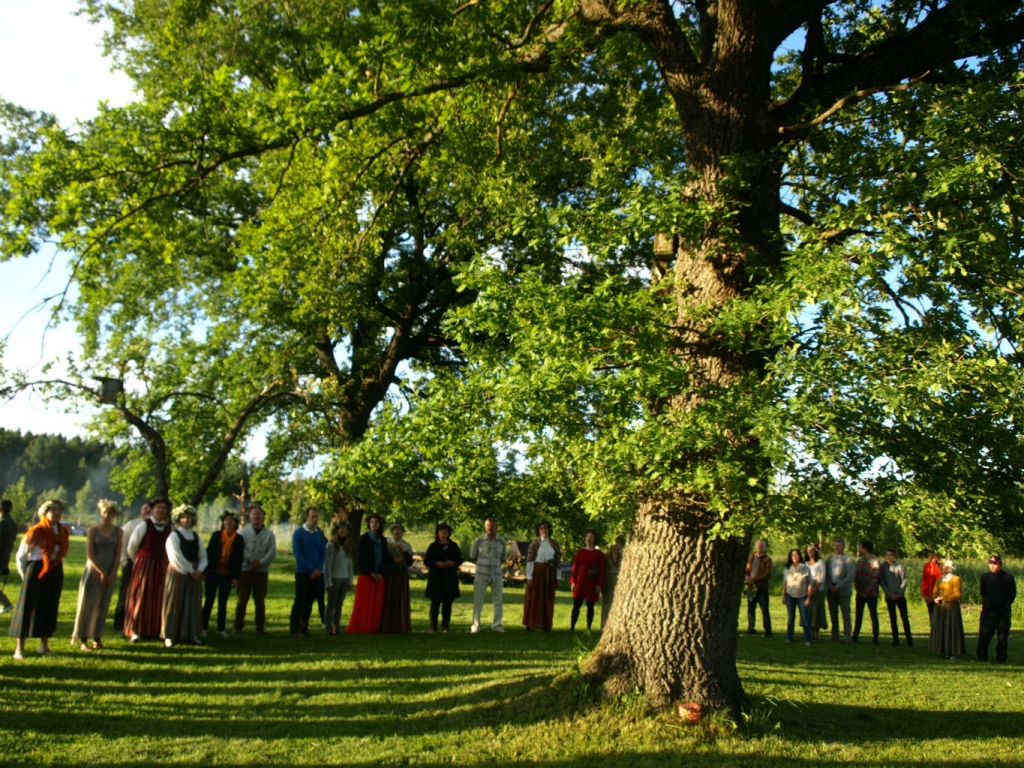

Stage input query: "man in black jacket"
[
  {"left": 976, "top": 555, "right": 1017, "bottom": 664},
  {"left": 0, "top": 498, "right": 17, "bottom": 613}
]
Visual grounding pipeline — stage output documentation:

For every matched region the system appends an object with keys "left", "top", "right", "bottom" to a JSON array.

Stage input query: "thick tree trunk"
[
  {"left": 585, "top": 499, "right": 750, "bottom": 716},
  {"left": 578, "top": 1, "right": 781, "bottom": 718}
]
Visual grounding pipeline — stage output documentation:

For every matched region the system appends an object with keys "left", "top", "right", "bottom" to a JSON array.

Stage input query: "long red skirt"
[
  {"left": 124, "top": 556, "right": 168, "bottom": 639},
  {"left": 346, "top": 574, "right": 385, "bottom": 634},
  {"left": 522, "top": 562, "right": 557, "bottom": 631}
]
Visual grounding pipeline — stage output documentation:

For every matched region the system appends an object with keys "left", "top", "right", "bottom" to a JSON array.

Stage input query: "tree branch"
[{"left": 772, "top": 0, "right": 1024, "bottom": 129}]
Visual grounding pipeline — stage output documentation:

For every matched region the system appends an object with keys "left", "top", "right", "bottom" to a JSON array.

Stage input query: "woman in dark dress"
[
  {"left": 424, "top": 521, "right": 463, "bottom": 633},
  {"left": 10, "top": 499, "right": 69, "bottom": 660},
  {"left": 346, "top": 513, "right": 387, "bottom": 634},
  {"left": 202, "top": 511, "right": 244, "bottom": 638},
  {"left": 381, "top": 523, "right": 413, "bottom": 633}
]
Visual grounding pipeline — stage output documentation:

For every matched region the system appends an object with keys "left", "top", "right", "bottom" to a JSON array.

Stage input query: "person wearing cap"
[
  {"left": 381, "top": 523, "right": 413, "bottom": 633},
  {"left": 124, "top": 497, "right": 173, "bottom": 642},
  {"left": 424, "top": 521, "right": 463, "bottom": 633},
  {"left": 233, "top": 506, "right": 277, "bottom": 635},
  {"left": 927, "top": 558, "right": 966, "bottom": 660},
  {"left": 977, "top": 555, "right": 1016, "bottom": 664},
  {"left": 880, "top": 548, "right": 913, "bottom": 647},
  {"left": 162, "top": 505, "right": 207, "bottom": 647},
  {"left": 523, "top": 519, "right": 562, "bottom": 632},
  {"left": 290, "top": 507, "right": 327, "bottom": 637},
  {"left": 113, "top": 501, "right": 151, "bottom": 632},
  {"left": 202, "top": 511, "right": 245, "bottom": 638},
  {"left": 469, "top": 518, "right": 507, "bottom": 633},
  {"left": 324, "top": 517, "right": 354, "bottom": 635},
  {"left": 0, "top": 498, "right": 18, "bottom": 614},
  {"left": 9, "top": 499, "right": 69, "bottom": 659}
]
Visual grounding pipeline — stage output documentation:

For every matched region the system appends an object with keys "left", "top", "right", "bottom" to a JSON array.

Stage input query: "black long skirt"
[{"left": 9, "top": 560, "right": 64, "bottom": 639}]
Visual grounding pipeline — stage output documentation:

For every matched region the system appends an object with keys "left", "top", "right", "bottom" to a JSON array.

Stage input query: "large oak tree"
[{"left": 3, "top": 0, "right": 1024, "bottom": 717}]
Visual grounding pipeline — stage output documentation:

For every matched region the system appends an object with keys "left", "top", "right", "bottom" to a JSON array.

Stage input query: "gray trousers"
[
  {"left": 325, "top": 577, "right": 351, "bottom": 633},
  {"left": 827, "top": 590, "right": 852, "bottom": 639},
  {"left": 471, "top": 568, "right": 503, "bottom": 630}
]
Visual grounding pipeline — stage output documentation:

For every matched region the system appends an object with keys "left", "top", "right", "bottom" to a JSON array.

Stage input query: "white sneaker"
[
  {"left": 0, "top": 604, "right": 13, "bottom": 615},
  {"left": 470, "top": 626, "right": 480, "bottom": 634},
  {"left": 130, "top": 635, "right": 140, "bottom": 644},
  {"left": 492, "top": 626, "right": 505, "bottom": 632},
  {"left": 217, "top": 630, "right": 228, "bottom": 638},
  {"left": 164, "top": 638, "right": 173, "bottom": 648}
]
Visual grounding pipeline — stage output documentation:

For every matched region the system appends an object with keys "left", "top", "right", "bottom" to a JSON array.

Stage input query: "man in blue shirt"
[{"left": 290, "top": 507, "right": 327, "bottom": 638}]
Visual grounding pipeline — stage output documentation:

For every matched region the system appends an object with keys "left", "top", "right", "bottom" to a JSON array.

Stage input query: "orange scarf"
[
  {"left": 25, "top": 521, "right": 70, "bottom": 579},
  {"left": 219, "top": 529, "right": 238, "bottom": 571}
]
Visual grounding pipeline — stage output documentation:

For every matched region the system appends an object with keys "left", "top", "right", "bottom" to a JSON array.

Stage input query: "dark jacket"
[
  {"left": 424, "top": 540, "right": 463, "bottom": 602},
  {"left": 980, "top": 570, "right": 1017, "bottom": 614},
  {"left": 0, "top": 515, "right": 16, "bottom": 576},
  {"left": 357, "top": 532, "right": 386, "bottom": 576},
  {"left": 204, "top": 531, "right": 245, "bottom": 579}
]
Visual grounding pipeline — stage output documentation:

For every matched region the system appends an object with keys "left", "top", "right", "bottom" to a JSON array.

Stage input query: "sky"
[{"left": 0, "top": 0, "right": 135, "bottom": 437}]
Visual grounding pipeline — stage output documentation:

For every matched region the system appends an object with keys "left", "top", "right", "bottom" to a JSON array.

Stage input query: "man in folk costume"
[{"left": 9, "top": 499, "right": 70, "bottom": 659}]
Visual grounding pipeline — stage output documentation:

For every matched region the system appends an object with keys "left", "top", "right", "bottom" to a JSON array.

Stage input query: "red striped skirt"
[
  {"left": 380, "top": 571, "right": 411, "bottom": 633},
  {"left": 124, "top": 556, "right": 168, "bottom": 639},
  {"left": 522, "top": 562, "right": 557, "bottom": 631}
]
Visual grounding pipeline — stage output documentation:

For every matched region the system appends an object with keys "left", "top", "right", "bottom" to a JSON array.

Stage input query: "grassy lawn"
[{"left": 0, "top": 538, "right": 1021, "bottom": 766}]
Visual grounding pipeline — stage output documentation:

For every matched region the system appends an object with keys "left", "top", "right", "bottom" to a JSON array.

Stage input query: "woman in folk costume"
[
  {"left": 381, "top": 523, "right": 413, "bottom": 633},
  {"left": 522, "top": 519, "right": 562, "bottom": 632},
  {"left": 124, "top": 497, "right": 173, "bottom": 642},
  {"left": 927, "top": 558, "right": 967, "bottom": 660},
  {"left": 162, "top": 505, "right": 207, "bottom": 647},
  {"left": 570, "top": 528, "right": 604, "bottom": 632},
  {"left": 202, "top": 511, "right": 244, "bottom": 638},
  {"left": 424, "top": 521, "right": 463, "bottom": 633},
  {"left": 10, "top": 499, "right": 70, "bottom": 659},
  {"left": 71, "top": 499, "right": 123, "bottom": 651},
  {"left": 346, "top": 513, "right": 387, "bottom": 634}
]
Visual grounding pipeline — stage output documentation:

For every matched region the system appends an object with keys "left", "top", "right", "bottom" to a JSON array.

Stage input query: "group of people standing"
[
  {"left": 4, "top": 496, "right": 279, "bottom": 656},
  {"left": 746, "top": 538, "right": 1017, "bottom": 663}
]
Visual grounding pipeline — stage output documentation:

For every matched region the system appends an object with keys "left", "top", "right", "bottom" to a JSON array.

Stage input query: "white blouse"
[
  {"left": 527, "top": 537, "right": 556, "bottom": 581},
  {"left": 165, "top": 528, "right": 208, "bottom": 575}
]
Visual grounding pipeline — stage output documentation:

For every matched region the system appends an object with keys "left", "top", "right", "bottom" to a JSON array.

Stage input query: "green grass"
[{"left": 1, "top": 539, "right": 1022, "bottom": 766}]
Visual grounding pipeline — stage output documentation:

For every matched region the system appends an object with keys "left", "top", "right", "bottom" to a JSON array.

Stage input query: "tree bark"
[{"left": 585, "top": 502, "right": 750, "bottom": 715}]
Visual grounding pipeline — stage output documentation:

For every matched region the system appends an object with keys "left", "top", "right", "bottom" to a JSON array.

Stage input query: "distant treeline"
[{"left": 0, "top": 428, "right": 122, "bottom": 524}]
